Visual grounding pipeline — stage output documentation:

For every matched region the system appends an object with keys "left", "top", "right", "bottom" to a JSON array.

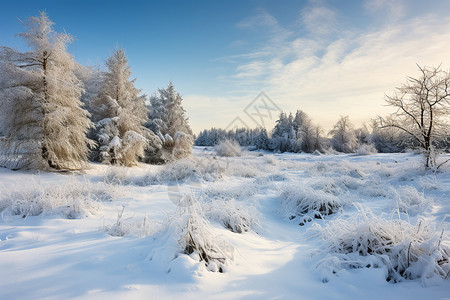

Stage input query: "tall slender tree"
[{"left": 0, "top": 11, "right": 93, "bottom": 170}]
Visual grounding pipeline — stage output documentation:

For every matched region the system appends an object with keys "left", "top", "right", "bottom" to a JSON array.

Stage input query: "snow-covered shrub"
[
  {"left": 280, "top": 184, "right": 343, "bottom": 219},
  {"left": 215, "top": 139, "right": 242, "bottom": 157},
  {"left": 173, "top": 132, "right": 194, "bottom": 160},
  {"left": 394, "top": 185, "right": 433, "bottom": 214},
  {"left": 0, "top": 179, "right": 115, "bottom": 218},
  {"left": 177, "top": 195, "right": 234, "bottom": 272},
  {"left": 313, "top": 209, "right": 450, "bottom": 283},
  {"left": 203, "top": 198, "right": 260, "bottom": 233},
  {"left": 355, "top": 144, "right": 378, "bottom": 155}
]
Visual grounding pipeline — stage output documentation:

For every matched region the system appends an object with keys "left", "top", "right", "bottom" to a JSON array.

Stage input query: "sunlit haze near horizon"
[{"left": 2, "top": 0, "right": 450, "bottom": 133}]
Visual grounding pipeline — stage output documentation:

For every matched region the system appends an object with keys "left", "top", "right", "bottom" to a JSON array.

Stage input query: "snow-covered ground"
[{"left": 0, "top": 147, "right": 449, "bottom": 299}]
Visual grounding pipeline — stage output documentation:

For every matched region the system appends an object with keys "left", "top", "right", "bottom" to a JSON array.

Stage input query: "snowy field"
[{"left": 0, "top": 147, "right": 449, "bottom": 299}]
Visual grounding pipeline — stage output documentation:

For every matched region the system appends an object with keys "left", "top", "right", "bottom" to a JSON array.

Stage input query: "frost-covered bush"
[
  {"left": 203, "top": 198, "right": 260, "bottom": 233},
  {"left": 355, "top": 144, "right": 378, "bottom": 155},
  {"left": 394, "top": 185, "right": 433, "bottom": 215},
  {"left": 313, "top": 209, "right": 450, "bottom": 283},
  {"left": 0, "top": 179, "right": 115, "bottom": 218},
  {"left": 215, "top": 139, "right": 242, "bottom": 157},
  {"left": 280, "top": 183, "right": 343, "bottom": 219},
  {"left": 177, "top": 195, "right": 234, "bottom": 272}
]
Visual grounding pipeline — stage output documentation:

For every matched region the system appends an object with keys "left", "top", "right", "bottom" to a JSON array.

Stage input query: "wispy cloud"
[
  {"left": 364, "top": 0, "right": 406, "bottom": 22},
  {"left": 300, "top": 3, "right": 339, "bottom": 36}
]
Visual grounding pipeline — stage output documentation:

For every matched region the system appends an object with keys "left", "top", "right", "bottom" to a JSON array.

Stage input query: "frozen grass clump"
[
  {"left": 312, "top": 209, "right": 450, "bottom": 283},
  {"left": 311, "top": 178, "right": 343, "bottom": 196},
  {"left": 280, "top": 183, "right": 343, "bottom": 220},
  {"left": 215, "top": 139, "right": 242, "bottom": 157},
  {"left": 394, "top": 185, "right": 433, "bottom": 215},
  {"left": 355, "top": 144, "right": 378, "bottom": 156},
  {"left": 0, "top": 179, "right": 115, "bottom": 218},
  {"left": 203, "top": 181, "right": 257, "bottom": 199},
  {"left": 358, "top": 176, "right": 392, "bottom": 197},
  {"left": 263, "top": 155, "right": 279, "bottom": 165},
  {"left": 174, "top": 195, "right": 234, "bottom": 272},
  {"left": 203, "top": 198, "right": 260, "bottom": 233},
  {"left": 415, "top": 175, "right": 439, "bottom": 191},
  {"left": 254, "top": 173, "right": 289, "bottom": 185},
  {"left": 104, "top": 206, "right": 155, "bottom": 237},
  {"left": 334, "top": 175, "right": 363, "bottom": 190},
  {"left": 139, "top": 157, "right": 226, "bottom": 185},
  {"left": 224, "top": 159, "right": 278, "bottom": 178},
  {"left": 103, "top": 166, "right": 131, "bottom": 185}
]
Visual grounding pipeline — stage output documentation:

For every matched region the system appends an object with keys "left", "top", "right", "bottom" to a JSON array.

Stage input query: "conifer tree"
[
  {"left": 91, "top": 49, "right": 160, "bottom": 166},
  {"left": 146, "top": 82, "right": 193, "bottom": 162}
]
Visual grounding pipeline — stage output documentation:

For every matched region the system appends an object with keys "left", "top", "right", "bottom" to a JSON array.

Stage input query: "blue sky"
[{"left": 1, "top": 0, "right": 450, "bottom": 133}]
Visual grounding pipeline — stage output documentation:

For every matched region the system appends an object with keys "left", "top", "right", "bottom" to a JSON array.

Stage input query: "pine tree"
[
  {"left": 91, "top": 49, "right": 159, "bottom": 166},
  {"left": 146, "top": 82, "right": 193, "bottom": 162},
  {"left": 0, "top": 12, "right": 93, "bottom": 170}
]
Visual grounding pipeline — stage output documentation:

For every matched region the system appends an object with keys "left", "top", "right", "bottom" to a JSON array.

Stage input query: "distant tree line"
[
  {"left": 196, "top": 110, "right": 448, "bottom": 156},
  {"left": 0, "top": 12, "right": 193, "bottom": 170}
]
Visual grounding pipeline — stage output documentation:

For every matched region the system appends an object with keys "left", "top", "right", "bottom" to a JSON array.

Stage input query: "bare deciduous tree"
[{"left": 380, "top": 65, "right": 450, "bottom": 169}]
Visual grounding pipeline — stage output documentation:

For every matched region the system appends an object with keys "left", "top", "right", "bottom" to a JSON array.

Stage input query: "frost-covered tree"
[
  {"left": 293, "top": 110, "right": 324, "bottom": 153},
  {"left": 379, "top": 65, "right": 450, "bottom": 168},
  {"left": 254, "top": 128, "right": 269, "bottom": 150},
  {"left": 0, "top": 12, "right": 93, "bottom": 170},
  {"left": 146, "top": 82, "right": 193, "bottom": 163},
  {"left": 329, "top": 116, "right": 358, "bottom": 153},
  {"left": 90, "top": 49, "right": 160, "bottom": 166}
]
